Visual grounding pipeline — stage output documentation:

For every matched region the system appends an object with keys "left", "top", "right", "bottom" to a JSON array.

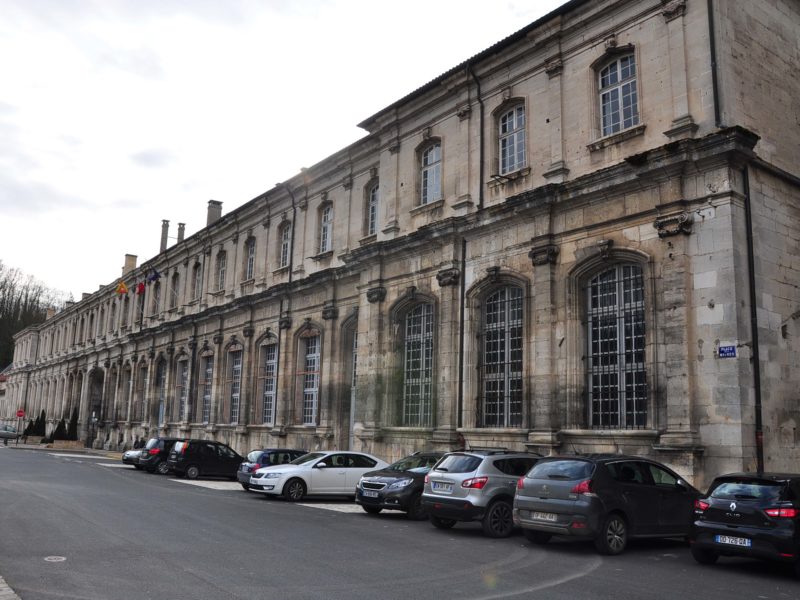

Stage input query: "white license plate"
[
  {"left": 532, "top": 511, "right": 558, "bottom": 522},
  {"left": 715, "top": 535, "right": 751, "bottom": 547},
  {"left": 432, "top": 482, "right": 453, "bottom": 493},
  {"left": 362, "top": 490, "right": 379, "bottom": 498}
]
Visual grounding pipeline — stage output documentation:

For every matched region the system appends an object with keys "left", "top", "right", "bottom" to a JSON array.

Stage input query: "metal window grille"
[
  {"left": 156, "top": 362, "right": 166, "bottom": 426},
  {"left": 480, "top": 286, "right": 523, "bottom": 428},
  {"left": 201, "top": 357, "right": 213, "bottom": 423},
  {"left": 176, "top": 361, "right": 188, "bottom": 421},
  {"left": 367, "top": 184, "right": 379, "bottom": 236},
  {"left": 420, "top": 144, "right": 441, "bottom": 205},
  {"left": 499, "top": 105, "right": 526, "bottom": 175},
  {"left": 403, "top": 303, "right": 434, "bottom": 427},
  {"left": 260, "top": 344, "right": 277, "bottom": 425},
  {"left": 302, "top": 336, "right": 320, "bottom": 425},
  {"left": 245, "top": 239, "right": 256, "bottom": 280},
  {"left": 280, "top": 225, "right": 290, "bottom": 268},
  {"left": 586, "top": 264, "right": 647, "bottom": 429},
  {"left": 228, "top": 350, "right": 242, "bottom": 424},
  {"left": 600, "top": 55, "right": 639, "bottom": 136}
]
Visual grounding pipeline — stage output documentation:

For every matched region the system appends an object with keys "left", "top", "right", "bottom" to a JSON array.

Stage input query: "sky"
[{"left": 0, "top": 0, "right": 567, "bottom": 301}]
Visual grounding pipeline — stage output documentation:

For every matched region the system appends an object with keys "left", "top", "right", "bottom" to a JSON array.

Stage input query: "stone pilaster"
[{"left": 662, "top": 0, "right": 697, "bottom": 140}]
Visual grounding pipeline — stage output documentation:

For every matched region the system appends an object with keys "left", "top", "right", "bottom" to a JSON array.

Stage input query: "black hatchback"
[
  {"left": 237, "top": 448, "right": 307, "bottom": 490},
  {"left": 355, "top": 452, "right": 443, "bottom": 519},
  {"left": 167, "top": 439, "right": 243, "bottom": 480},
  {"left": 690, "top": 472, "right": 800, "bottom": 577},
  {"left": 514, "top": 455, "right": 699, "bottom": 554},
  {"left": 140, "top": 437, "right": 184, "bottom": 474}
]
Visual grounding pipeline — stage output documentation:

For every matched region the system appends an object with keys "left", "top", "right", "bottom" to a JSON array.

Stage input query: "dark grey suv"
[
  {"left": 422, "top": 450, "right": 540, "bottom": 538},
  {"left": 514, "top": 455, "right": 699, "bottom": 554}
]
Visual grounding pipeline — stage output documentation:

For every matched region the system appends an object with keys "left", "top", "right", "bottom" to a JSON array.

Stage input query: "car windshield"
[
  {"left": 144, "top": 438, "right": 159, "bottom": 450},
  {"left": 247, "top": 451, "right": 265, "bottom": 463},
  {"left": 387, "top": 455, "right": 440, "bottom": 474},
  {"left": 290, "top": 452, "right": 325, "bottom": 466},
  {"left": 172, "top": 441, "right": 185, "bottom": 453},
  {"left": 528, "top": 459, "right": 594, "bottom": 480},
  {"left": 710, "top": 480, "right": 786, "bottom": 501},
  {"left": 433, "top": 454, "right": 482, "bottom": 474}
]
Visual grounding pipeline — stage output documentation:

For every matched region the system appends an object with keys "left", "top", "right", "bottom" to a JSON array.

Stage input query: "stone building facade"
[{"left": 3, "top": 0, "right": 799, "bottom": 488}]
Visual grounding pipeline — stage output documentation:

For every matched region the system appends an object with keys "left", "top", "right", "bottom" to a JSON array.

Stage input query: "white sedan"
[{"left": 249, "top": 450, "right": 388, "bottom": 501}]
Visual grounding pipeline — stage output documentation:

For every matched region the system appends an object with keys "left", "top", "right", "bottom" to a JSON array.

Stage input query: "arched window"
[
  {"left": 318, "top": 203, "right": 333, "bottom": 254},
  {"left": 599, "top": 54, "right": 639, "bottom": 137},
  {"left": 498, "top": 104, "right": 526, "bottom": 175},
  {"left": 586, "top": 264, "right": 646, "bottom": 428},
  {"left": 169, "top": 272, "right": 180, "bottom": 309},
  {"left": 299, "top": 332, "right": 321, "bottom": 425},
  {"left": 258, "top": 341, "right": 278, "bottom": 425},
  {"left": 215, "top": 251, "right": 227, "bottom": 292},
  {"left": 135, "top": 365, "right": 148, "bottom": 422},
  {"left": 155, "top": 360, "right": 166, "bottom": 425},
  {"left": 479, "top": 286, "right": 523, "bottom": 428},
  {"left": 402, "top": 303, "right": 434, "bottom": 427},
  {"left": 420, "top": 143, "right": 442, "bottom": 205},
  {"left": 175, "top": 359, "right": 189, "bottom": 421},
  {"left": 244, "top": 237, "right": 256, "bottom": 280},
  {"left": 199, "top": 353, "right": 214, "bottom": 423},
  {"left": 366, "top": 182, "right": 379, "bottom": 237},
  {"left": 227, "top": 348, "right": 243, "bottom": 424},
  {"left": 278, "top": 222, "right": 291, "bottom": 269}
]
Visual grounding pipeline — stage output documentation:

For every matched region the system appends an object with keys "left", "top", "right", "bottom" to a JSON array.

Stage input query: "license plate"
[
  {"left": 715, "top": 535, "right": 751, "bottom": 547},
  {"left": 362, "top": 490, "right": 379, "bottom": 498},
  {"left": 432, "top": 481, "right": 453, "bottom": 493},
  {"left": 532, "top": 511, "right": 558, "bottom": 522}
]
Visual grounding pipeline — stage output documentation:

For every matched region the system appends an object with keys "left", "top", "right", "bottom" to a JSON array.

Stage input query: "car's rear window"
[
  {"left": 528, "top": 459, "right": 594, "bottom": 481},
  {"left": 172, "top": 441, "right": 186, "bottom": 453},
  {"left": 433, "top": 454, "right": 482, "bottom": 474},
  {"left": 247, "top": 451, "right": 265, "bottom": 463},
  {"left": 710, "top": 479, "right": 787, "bottom": 501},
  {"left": 144, "top": 438, "right": 159, "bottom": 450}
]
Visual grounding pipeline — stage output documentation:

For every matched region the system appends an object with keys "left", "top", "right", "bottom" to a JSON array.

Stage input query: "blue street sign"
[{"left": 718, "top": 345, "right": 737, "bottom": 358}]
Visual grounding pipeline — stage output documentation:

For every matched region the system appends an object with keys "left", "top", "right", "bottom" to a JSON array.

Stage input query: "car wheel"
[
  {"left": 240, "top": 483, "right": 250, "bottom": 491},
  {"left": 185, "top": 465, "right": 200, "bottom": 480},
  {"left": 594, "top": 513, "right": 628, "bottom": 555},
  {"left": 362, "top": 506, "right": 382, "bottom": 515},
  {"left": 134, "top": 465, "right": 143, "bottom": 470},
  {"left": 482, "top": 499, "right": 514, "bottom": 538},
  {"left": 523, "top": 529, "right": 552, "bottom": 545},
  {"left": 430, "top": 516, "right": 457, "bottom": 530},
  {"left": 283, "top": 478, "right": 306, "bottom": 502},
  {"left": 156, "top": 461, "right": 170, "bottom": 475},
  {"left": 690, "top": 545, "right": 719, "bottom": 565},
  {"left": 406, "top": 493, "right": 428, "bottom": 521}
]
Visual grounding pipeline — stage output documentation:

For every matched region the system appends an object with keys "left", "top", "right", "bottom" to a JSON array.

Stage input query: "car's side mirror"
[{"left": 315, "top": 462, "right": 327, "bottom": 468}]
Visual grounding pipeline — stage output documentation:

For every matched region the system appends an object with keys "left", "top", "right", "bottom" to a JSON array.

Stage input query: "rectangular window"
[
  {"left": 367, "top": 185, "right": 379, "bottom": 237},
  {"left": 600, "top": 55, "right": 639, "bottom": 137},
  {"left": 228, "top": 350, "right": 242, "bottom": 424},
  {"left": 280, "top": 225, "right": 291, "bottom": 268},
  {"left": 260, "top": 343, "right": 277, "bottom": 425},
  {"left": 420, "top": 144, "right": 442, "bottom": 205},
  {"left": 302, "top": 336, "right": 320, "bottom": 425},
  {"left": 201, "top": 356, "right": 213, "bottom": 423},
  {"left": 136, "top": 367, "right": 148, "bottom": 422},
  {"left": 245, "top": 239, "right": 256, "bottom": 280},
  {"left": 319, "top": 206, "right": 332, "bottom": 254},
  {"left": 499, "top": 105, "right": 526, "bottom": 175},
  {"left": 156, "top": 363, "right": 166, "bottom": 426},
  {"left": 192, "top": 264, "right": 202, "bottom": 299},
  {"left": 176, "top": 361, "right": 188, "bottom": 421},
  {"left": 217, "top": 253, "right": 227, "bottom": 291}
]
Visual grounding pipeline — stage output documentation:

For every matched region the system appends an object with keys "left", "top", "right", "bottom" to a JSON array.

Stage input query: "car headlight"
[
  {"left": 387, "top": 478, "right": 413, "bottom": 490},
  {"left": 265, "top": 472, "right": 283, "bottom": 479}
]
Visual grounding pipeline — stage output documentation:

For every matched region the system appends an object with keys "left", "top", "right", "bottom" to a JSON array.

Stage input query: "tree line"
[{"left": 0, "top": 260, "right": 71, "bottom": 367}]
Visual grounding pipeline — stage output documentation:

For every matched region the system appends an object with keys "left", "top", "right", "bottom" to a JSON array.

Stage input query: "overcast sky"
[{"left": 0, "top": 0, "right": 566, "bottom": 300}]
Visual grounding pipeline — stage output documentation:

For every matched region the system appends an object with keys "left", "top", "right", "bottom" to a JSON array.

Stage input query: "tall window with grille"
[
  {"left": 122, "top": 295, "right": 130, "bottom": 329},
  {"left": 170, "top": 273, "right": 180, "bottom": 309},
  {"left": 216, "top": 251, "right": 227, "bottom": 291},
  {"left": 586, "top": 264, "right": 646, "bottom": 428},
  {"left": 499, "top": 105, "right": 526, "bottom": 175},
  {"left": 402, "top": 303, "right": 434, "bottom": 427},
  {"left": 301, "top": 335, "right": 320, "bottom": 425},
  {"left": 319, "top": 205, "right": 333, "bottom": 254},
  {"left": 259, "top": 343, "right": 278, "bottom": 424},
  {"left": 599, "top": 54, "right": 639, "bottom": 137},
  {"left": 420, "top": 143, "right": 442, "bottom": 205},
  {"left": 228, "top": 350, "right": 242, "bottom": 424},
  {"left": 156, "top": 361, "right": 166, "bottom": 426},
  {"left": 192, "top": 263, "right": 202, "bottom": 299},
  {"left": 480, "top": 286, "right": 523, "bottom": 427},
  {"left": 137, "top": 292, "right": 146, "bottom": 324},
  {"left": 279, "top": 223, "right": 291, "bottom": 268},
  {"left": 201, "top": 356, "right": 213, "bottom": 423},
  {"left": 175, "top": 360, "right": 188, "bottom": 421},
  {"left": 136, "top": 366, "right": 147, "bottom": 422},
  {"left": 109, "top": 303, "right": 116, "bottom": 332},
  {"left": 152, "top": 282, "right": 161, "bottom": 314},
  {"left": 366, "top": 183, "right": 379, "bottom": 236},
  {"left": 244, "top": 238, "right": 256, "bottom": 280}
]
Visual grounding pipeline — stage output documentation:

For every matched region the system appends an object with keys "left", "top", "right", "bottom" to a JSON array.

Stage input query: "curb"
[
  {"left": 5, "top": 444, "right": 123, "bottom": 460},
  {"left": 0, "top": 575, "right": 21, "bottom": 599}
]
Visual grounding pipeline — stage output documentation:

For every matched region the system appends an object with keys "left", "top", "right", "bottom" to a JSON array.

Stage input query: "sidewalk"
[
  {"left": 0, "top": 575, "right": 21, "bottom": 600},
  {"left": 4, "top": 441, "right": 123, "bottom": 460}
]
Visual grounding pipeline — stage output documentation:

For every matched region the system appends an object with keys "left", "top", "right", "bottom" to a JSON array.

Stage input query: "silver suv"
[{"left": 422, "top": 450, "right": 540, "bottom": 538}]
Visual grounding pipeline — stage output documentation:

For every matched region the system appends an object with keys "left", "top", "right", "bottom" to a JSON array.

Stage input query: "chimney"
[
  {"left": 160, "top": 219, "right": 170, "bottom": 252},
  {"left": 177, "top": 223, "right": 186, "bottom": 244},
  {"left": 46, "top": 307, "right": 56, "bottom": 320},
  {"left": 207, "top": 200, "right": 223, "bottom": 226},
  {"left": 122, "top": 254, "right": 138, "bottom": 276}
]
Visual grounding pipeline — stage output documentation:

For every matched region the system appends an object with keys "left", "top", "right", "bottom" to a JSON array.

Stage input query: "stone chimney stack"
[
  {"left": 46, "top": 307, "right": 56, "bottom": 320},
  {"left": 207, "top": 200, "right": 223, "bottom": 226},
  {"left": 177, "top": 223, "right": 186, "bottom": 244},
  {"left": 160, "top": 220, "right": 170, "bottom": 252},
  {"left": 122, "top": 254, "right": 137, "bottom": 276}
]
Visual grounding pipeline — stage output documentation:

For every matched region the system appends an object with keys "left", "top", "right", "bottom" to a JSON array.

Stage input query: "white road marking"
[
  {"left": 297, "top": 503, "right": 364, "bottom": 514},
  {"left": 48, "top": 453, "right": 115, "bottom": 460},
  {"left": 98, "top": 463, "right": 134, "bottom": 468},
  {"left": 170, "top": 479, "right": 242, "bottom": 490}
]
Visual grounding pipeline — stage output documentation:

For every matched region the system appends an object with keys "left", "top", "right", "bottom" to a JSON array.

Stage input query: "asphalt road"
[{"left": 1, "top": 446, "right": 799, "bottom": 600}]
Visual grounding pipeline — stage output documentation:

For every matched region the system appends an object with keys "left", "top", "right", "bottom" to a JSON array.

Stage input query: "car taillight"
[
  {"left": 517, "top": 477, "right": 525, "bottom": 490},
  {"left": 148, "top": 448, "right": 160, "bottom": 455},
  {"left": 570, "top": 479, "right": 592, "bottom": 495},
  {"left": 424, "top": 474, "right": 429, "bottom": 484},
  {"left": 694, "top": 499, "right": 710, "bottom": 511},
  {"left": 462, "top": 476, "right": 489, "bottom": 489},
  {"left": 765, "top": 507, "right": 798, "bottom": 518}
]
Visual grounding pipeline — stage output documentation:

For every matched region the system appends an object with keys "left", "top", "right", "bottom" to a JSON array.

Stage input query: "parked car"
[
  {"left": 237, "top": 448, "right": 308, "bottom": 490},
  {"left": 514, "top": 455, "right": 699, "bottom": 555},
  {"left": 122, "top": 449, "right": 143, "bottom": 469},
  {"left": 140, "top": 437, "right": 184, "bottom": 474},
  {"left": 249, "top": 451, "right": 388, "bottom": 501},
  {"left": 167, "top": 439, "right": 243, "bottom": 479},
  {"left": 690, "top": 472, "right": 800, "bottom": 577},
  {"left": 0, "top": 424, "right": 19, "bottom": 445},
  {"left": 422, "top": 450, "right": 540, "bottom": 538},
  {"left": 356, "top": 452, "right": 444, "bottom": 519}
]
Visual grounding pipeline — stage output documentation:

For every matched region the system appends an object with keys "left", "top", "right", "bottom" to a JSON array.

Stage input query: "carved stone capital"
[
  {"left": 456, "top": 104, "right": 471, "bottom": 121},
  {"left": 342, "top": 175, "right": 352, "bottom": 190},
  {"left": 654, "top": 211, "right": 693, "bottom": 237},
  {"left": 187, "top": 336, "right": 197, "bottom": 350},
  {"left": 597, "top": 239, "right": 614, "bottom": 260},
  {"left": 529, "top": 244, "right": 560, "bottom": 266},
  {"left": 486, "top": 266, "right": 501, "bottom": 282},
  {"left": 147, "top": 348, "right": 155, "bottom": 359},
  {"left": 166, "top": 345, "right": 174, "bottom": 356},
  {"left": 388, "top": 139, "right": 400, "bottom": 154},
  {"left": 661, "top": 0, "right": 687, "bottom": 22},
  {"left": 279, "top": 316, "right": 292, "bottom": 330},
  {"left": 103, "top": 360, "right": 111, "bottom": 369},
  {"left": 545, "top": 57, "right": 563, "bottom": 78},
  {"left": 242, "top": 325, "right": 254, "bottom": 338},
  {"left": 212, "top": 333, "right": 224, "bottom": 345},
  {"left": 436, "top": 268, "right": 460, "bottom": 287},
  {"left": 367, "top": 286, "right": 387, "bottom": 304},
  {"left": 321, "top": 301, "right": 339, "bottom": 320}
]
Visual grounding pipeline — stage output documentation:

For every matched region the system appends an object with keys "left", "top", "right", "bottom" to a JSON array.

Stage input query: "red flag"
[{"left": 136, "top": 282, "right": 145, "bottom": 295}]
